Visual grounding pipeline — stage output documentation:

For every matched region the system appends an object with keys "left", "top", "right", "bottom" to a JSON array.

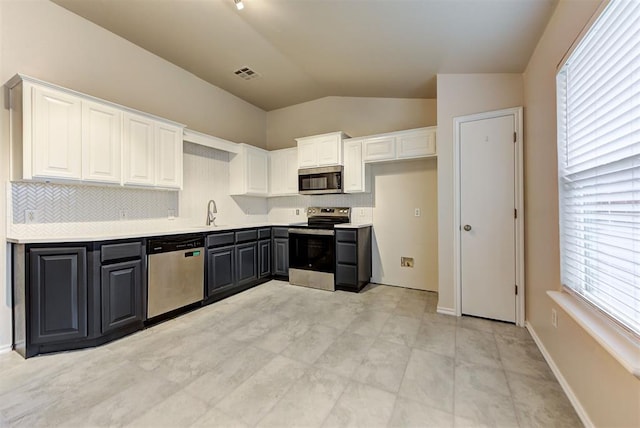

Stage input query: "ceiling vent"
[{"left": 233, "top": 66, "right": 261, "bottom": 81}]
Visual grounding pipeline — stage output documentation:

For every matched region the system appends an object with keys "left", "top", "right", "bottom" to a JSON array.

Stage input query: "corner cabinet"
[
  {"left": 343, "top": 139, "right": 370, "bottom": 193},
  {"left": 7, "top": 74, "right": 184, "bottom": 189},
  {"left": 229, "top": 144, "right": 269, "bottom": 196},
  {"left": 28, "top": 247, "right": 89, "bottom": 345},
  {"left": 269, "top": 147, "right": 298, "bottom": 196},
  {"left": 296, "top": 131, "right": 349, "bottom": 168}
]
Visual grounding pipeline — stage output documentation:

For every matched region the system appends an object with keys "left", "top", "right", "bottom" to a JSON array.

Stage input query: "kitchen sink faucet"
[{"left": 206, "top": 199, "right": 217, "bottom": 226}]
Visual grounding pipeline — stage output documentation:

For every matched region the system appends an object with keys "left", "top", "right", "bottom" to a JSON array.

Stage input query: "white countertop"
[{"left": 7, "top": 220, "right": 372, "bottom": 244}]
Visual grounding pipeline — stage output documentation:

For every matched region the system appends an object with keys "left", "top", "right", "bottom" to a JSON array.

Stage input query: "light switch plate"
[{"left": 415, "top": 208, "right": 421, "bottom": 217}]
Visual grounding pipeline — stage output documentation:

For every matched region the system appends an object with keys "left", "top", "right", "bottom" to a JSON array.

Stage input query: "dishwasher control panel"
[{"left": 147, "top": 235, "right": 205, "bottom": 254}]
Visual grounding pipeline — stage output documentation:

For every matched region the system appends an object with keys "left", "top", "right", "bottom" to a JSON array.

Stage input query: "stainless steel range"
[{"left": 288, "top": 207, "right": 351, "bottom": 291}]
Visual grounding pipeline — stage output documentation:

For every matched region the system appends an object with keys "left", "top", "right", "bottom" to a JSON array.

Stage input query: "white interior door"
[{"left": 460, "top": 114, "right": 516, "bottom": 322}]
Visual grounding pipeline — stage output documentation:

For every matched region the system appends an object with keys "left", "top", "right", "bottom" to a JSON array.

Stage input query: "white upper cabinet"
[
  {"left": 362, "top": 135, "right": 396, "bottom": 162},
  {"left": 362, "top": 127, "right": 437, "bottom": 163},
  {"left": 31, "top": 85, "right": 82, "bottom": 180},
  {"left": 396, "top": 128, "right": 437, "bottom": 159},
  {"left": 82, "top": 100, "right": 122, "bottom": 184},
  {"left": 155, "top": 122, "right": 183, "bottom": 189},
  {"left": 8, "top": 75, "right": 184, "bottom": 189},
  {"left": 269, "top": 147, "right": 298, "bottom": 196},
  {"left": 123, "top": 114, "right": 182, "bottom": 189},
  {"left": 229, "top": 144, "right": 269, "bottom": 196},
  {"left": 295, "top": 131, "right": 348, "bottom": 168},
  {"left": 343, "top": 139, "right": 370, "bottom": 193},
  {"left": 123, "top": 113, "right": 155, "bottom": 187}
]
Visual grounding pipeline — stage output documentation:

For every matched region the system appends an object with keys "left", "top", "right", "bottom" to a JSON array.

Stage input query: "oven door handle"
[{"left": 288, "top": 228, "right": 335, "bottom": 236}]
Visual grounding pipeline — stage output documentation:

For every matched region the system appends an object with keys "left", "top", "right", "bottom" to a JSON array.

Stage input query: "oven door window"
[{"left": 289, "top": 232, "right": 335, "bottom": 273}]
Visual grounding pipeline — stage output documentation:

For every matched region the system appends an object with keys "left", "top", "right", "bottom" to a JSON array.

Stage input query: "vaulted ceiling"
[{"left": 52, "top": 0, "right": 557, "bottom": 111}]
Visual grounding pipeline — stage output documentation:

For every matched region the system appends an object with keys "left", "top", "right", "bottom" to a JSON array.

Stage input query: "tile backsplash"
[{"left": 11, "top": 182, "right": 179, "bottom": 224}]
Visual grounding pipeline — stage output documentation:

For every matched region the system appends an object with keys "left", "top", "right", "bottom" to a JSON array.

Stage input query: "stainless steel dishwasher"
[{"left": 147, "top": 235, "right": 204, "bottom": 319}]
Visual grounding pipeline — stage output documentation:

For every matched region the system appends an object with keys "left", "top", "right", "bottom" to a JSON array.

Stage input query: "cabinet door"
[
  {"left": 343, "top": 139, "right": 366, "bottom": 193},
  {"left": 123, "top": 113, "right": 155, "bottom": 186},
  {"left": 396, "top": 129, "right": 436, "bottom": 159},
  {"left": 32, "top": 86, "right": 82, "bottom": 180},
  {"left": 273, "top": 238, "right": 289, "bottom": 277},
  {"left": 101, "top": 260, "right": 143, "bottom": 334},
  {"left": 258, "top": 239, "right": 271, "bottom": 278},
  {"left": 269, "top": 150, "right": 284, "bottom": 195},
  {"left": 29, "top": 247, "right": 88, "bottom": 344},
  {"left": 284, "top": 148, "right": 299, "bottom": 194},
  {"left": 82, "top": 100, "right": 122, "bottom": 184},
  {"left": 207, "top": 245, "right": 236, "bottom": 294},
  {"left": 316, "top": 135, "right": 341, "bottom": 166},
  {"left": 236, "top": 242, "right": 258, "bottom": 286},
  {"left": 363, "top": 135, "right": 396, "bottom": 162},
  {"left": 155, "top": 123, "right": 183, "bottom": 189},
  {"left": 269, "top": 148, "right": 299, "bottom": 196},
  {"left": 297, "top": 140, "right": 317, "bottom": 168},
  {"left": 246, "top": 147, "right": 268, "bottom": 195}
]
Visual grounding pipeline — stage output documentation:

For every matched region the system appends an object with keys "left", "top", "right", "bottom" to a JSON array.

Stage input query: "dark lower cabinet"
[
  {"left": 335, "top": 227, "right": 372, "bottom": 292},
  {"left": 236, "top": 242, "right": 258, "bottom": 286},
  {"left": 29, "top": 247, "right": 88, "bottom": 345},
  {"left": 258, "top": 239, "right": 271, "bottom": 278},
  {"left": 272, "top": 227, "right": 289, "bottom": 279},
  {"left": 207, "top": 245, "right": 236, "bottom": 294},
  {"left": 101, "top": 260, "right": 143, "bottom": 334}
]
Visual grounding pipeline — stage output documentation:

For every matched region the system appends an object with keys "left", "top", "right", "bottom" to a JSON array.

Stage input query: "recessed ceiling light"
[{"left": 234, "top": 0, "right": 244, "bottom": 10}]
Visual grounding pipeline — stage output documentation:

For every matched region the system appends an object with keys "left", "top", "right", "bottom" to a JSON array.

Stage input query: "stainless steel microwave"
[{"left": 298, "top": 165, "right": 343, "bottom": 195}]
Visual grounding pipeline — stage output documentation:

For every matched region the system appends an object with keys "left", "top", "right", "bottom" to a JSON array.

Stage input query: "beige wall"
[
  {"left": 523, "top": 0, "right": 640, "bottom": 426},
  {"left": 0, "top": 1, "right": 9, "bottom": 352},
  {"left": 0, "top": 0, "right": 268, "bottom": 352},
  {"left": 1, "top": 0, "right": 266, "bottom": 147},
  {"left": 371, "top": 159, "right": 438, "bottom": 292},
  {"left": 436, "top": 74, "right": 524, "bottom": 311},
  {"left": 266, "top": 96, "right": 437, "bottom": 149}
]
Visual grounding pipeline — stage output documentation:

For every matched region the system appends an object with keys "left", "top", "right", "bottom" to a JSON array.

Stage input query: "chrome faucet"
[{"left": 206, "top": 199, "right": 217, "bottom": 226}]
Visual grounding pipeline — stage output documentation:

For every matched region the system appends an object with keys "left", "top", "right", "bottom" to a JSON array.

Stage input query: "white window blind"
[{"left": 556, "top": 0, "right": 640, "bottom": 336}]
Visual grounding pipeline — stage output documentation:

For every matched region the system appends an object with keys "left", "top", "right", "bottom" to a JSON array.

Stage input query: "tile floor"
[{"left": 0, "top": 280, "right": 582, "bottom": 427}]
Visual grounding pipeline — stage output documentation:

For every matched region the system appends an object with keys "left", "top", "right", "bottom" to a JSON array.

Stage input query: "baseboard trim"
[
  {"left": 525, "top": 321, "right": 594, "bottom": 428},
  {"left": 0, "top": 343, "right": 13, "bottom": 354},
  {"left": 437, "top": 306, "right": 457, "bottom": 316}
]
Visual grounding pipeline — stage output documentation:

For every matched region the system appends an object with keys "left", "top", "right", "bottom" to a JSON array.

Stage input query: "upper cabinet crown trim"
[
  {"left": 6, "top": 74, "right": 185, "bottom": 128},
  {"left": 183, "top": 129, "right": 240, "bottom": 154}
]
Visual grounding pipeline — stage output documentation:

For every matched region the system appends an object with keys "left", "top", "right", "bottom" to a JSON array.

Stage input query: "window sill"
[{"left": 547, "top": 291, "right": 640, "bottom": 380}]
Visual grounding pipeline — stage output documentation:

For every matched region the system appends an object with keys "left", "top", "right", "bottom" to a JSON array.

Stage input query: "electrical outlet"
[
  {"left": 551, "top": 308, "right": 558, "bottom": 328},
  {"left": 119, "top": 209, "right": 128, "bottom": 221},
  {"left": 401, "top": 257, "right": 414, "bottom": 268},
  {"left": 360, "top": 208, "right": 365, "bottom": 216},
  {"left": 24, "top": 210, "right": 38, "bottom": 224},
  {"left": 295, "top": 208, "right": 300, "bottom": 215},
  {"left": 415, "top": 208, "right": 421, "bottom": 217},
  {"left": 167, "top": 209, "right": 176, "bottom": 220}
]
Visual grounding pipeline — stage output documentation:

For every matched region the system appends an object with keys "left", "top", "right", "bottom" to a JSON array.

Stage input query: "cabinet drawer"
[
  {"left": 273, "top": 227, "right": 289, "bottom": 238},
  {"left": 207, "top": 232, "right": 235, "bottom": 248},
  {"left": 258, "top": 228, "right": 271, "bottom": 240},
  {"left": 336, "top": 229, "right": 357, "bottom": 243},
  {"left": 336, "top": 263, "right": 358, "bottom": 286},
  {"left": 101, "top": 242, "right": 142, "bottom": 263},
  {"left": 337, "top": 242, "right": 357, "bottom": 264},
  {"left": 236, "top": 229, "right": 258, "bottom": 243}
]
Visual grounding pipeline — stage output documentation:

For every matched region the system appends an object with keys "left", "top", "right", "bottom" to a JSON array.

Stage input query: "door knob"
[{"left": 463, "top": 225, "right": 472, "bottom": 231}]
